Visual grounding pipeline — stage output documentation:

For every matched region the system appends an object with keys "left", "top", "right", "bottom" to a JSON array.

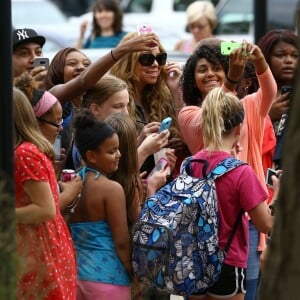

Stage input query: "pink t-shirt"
[
  {"left": 178, "top": 67, "right": 276, "bottom": 250},
  {"left": 15, "top": 142, "right": 77, "bottom": 299},
  {"left": 192, "top": 150, "right": 268, "bottom": 268}
]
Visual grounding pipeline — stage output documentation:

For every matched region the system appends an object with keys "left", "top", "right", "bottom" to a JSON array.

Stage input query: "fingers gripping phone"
[
  {"left": 146, "top": 157, "right": 169, "bottom": 182},
  {"left": 159, "top": 117, "right": 172, "bottom": 133},
  {"left": 137, "top": 24, "right": 153, "bottom": 35},
  {"left": 265, "top": 168, "right": 277, "bottom": 188},
  {"left": 221, "top": 41, "right": 242, "bottom": 55},
  {"left": 33, "top": 57, "right": 49, "bottom": 69},
  {"left": 281, "top": 85, "right": 293, "bottom": 95}
]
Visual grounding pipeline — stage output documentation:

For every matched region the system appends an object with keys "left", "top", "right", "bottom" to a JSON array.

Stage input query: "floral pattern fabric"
[{"left": 15, "top": 142, "right": 76, "bottom": 299}]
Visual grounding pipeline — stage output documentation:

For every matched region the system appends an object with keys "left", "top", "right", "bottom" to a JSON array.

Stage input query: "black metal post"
[
  {"left": 0, "top": 0, "right": 16, "bottom": 298},
  {"left": 254, "top": 0, "right": 267, "bottom": 44}
]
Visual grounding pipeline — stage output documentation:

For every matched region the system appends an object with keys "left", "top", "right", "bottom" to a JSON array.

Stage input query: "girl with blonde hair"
[
  {"left": 13, "top": 87, "right": 77, "bottom": 299},
  {"left": 188, "top": 87, "right": 273, "bottom": 300}
]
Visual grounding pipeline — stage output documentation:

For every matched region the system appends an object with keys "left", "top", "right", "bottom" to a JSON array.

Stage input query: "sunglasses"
[
  {"left": 37, "top": 118, "right": 63, "bottom": 129},
  {"left": 138, "top": 52, "right": 167, "bottom": 66}
]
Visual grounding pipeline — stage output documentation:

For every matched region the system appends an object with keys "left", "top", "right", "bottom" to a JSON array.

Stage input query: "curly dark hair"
[{"left": 182, "top": 44, "right": 229, "bottom": 106}]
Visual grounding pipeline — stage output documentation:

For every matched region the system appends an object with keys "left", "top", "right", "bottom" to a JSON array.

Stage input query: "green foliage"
[{"left": 0, "top": 173, "right": 16, "bottom": 299}]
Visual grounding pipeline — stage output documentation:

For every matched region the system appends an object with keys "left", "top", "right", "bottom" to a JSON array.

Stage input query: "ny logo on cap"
[{"left": 16, "top": 29, "right": 30, "bottom": 41}]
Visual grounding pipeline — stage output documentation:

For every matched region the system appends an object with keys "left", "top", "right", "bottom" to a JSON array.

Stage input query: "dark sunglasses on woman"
[{"left": 138, "top": 52, "right": 167, "bottom": 66}]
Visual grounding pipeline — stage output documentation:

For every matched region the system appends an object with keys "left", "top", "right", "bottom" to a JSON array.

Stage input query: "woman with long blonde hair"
[
  {"left": 110, "top": 32, "right": 189, "bottom": 177},
  {"left": 13, "top": 87, "right": 77, "bottom": 299}
]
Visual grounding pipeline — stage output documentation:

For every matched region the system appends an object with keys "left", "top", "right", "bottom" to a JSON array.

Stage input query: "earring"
[{"left": 244, "top": 86, "right": 249, "bottom": 91}]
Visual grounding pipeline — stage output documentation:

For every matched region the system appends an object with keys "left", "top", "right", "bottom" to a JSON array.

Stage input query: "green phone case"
[{"left": 221, "top": 41, "right": 242, "bottom": 55}]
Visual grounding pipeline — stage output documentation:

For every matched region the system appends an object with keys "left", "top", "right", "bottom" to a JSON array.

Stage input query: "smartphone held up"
[
  {"left": 33, "top": 57, "right": 49, "bottom": 69},
  {"left": 137, "top": 24, "right": 153, "bottom": 35}
]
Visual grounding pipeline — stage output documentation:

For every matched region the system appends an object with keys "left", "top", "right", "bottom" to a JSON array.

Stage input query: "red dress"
[{"left": 15, "top": 142, "right": 76, "bottom": 299}]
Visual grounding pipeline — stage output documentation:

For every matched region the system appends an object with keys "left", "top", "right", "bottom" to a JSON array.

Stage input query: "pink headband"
[{"left": 33, "top": 91, "right": 57, "bottom": 117}]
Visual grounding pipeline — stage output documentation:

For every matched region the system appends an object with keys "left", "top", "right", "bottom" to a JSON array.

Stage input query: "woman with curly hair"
[
  {"left": 110, "top": 32, "right": 189, "bottom": 175},
  {"left": 178, "top": 40, "right": 277, "bottom": 300}
]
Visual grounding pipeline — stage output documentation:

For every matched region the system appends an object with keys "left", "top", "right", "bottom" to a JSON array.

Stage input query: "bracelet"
[
  {"left": 110, "top": 49, "right": 118, "bottom": 62},
  {"left": 226, "top": 75, "right": 239, "bottom": 84}
]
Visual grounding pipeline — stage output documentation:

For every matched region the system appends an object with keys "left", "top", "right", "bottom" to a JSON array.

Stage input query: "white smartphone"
[
  {"left": 146, "top": 157, "right": 169, "bottom": 182},
  {"left": 53, "top": 135, "right": 61, "bottom": 160},
  {"left": 137, "top": 24, "right": 153, "bottom": 35},
  {"left": 33, "top": 57, "right": 49, "bottom": 69}
]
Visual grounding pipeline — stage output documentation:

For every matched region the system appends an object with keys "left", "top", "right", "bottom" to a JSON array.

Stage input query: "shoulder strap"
[
  {"left": 180, "top": 156, "right": 246, "bottom": 179},
  {"left": 77, "top": 166, "right": 101, "bottom": 181},
  {"left": 224, "top": 210, "right": 244, "bottom": 253},
  {"left": 208, "top": 157, "right": 246, "bottom": 180},
  {"left": 180, "top": 156, "right": 210, "bottom": 178}
]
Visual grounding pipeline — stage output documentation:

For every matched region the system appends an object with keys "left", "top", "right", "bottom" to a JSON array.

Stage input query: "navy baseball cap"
[{"left": 13, "top": 28, "right": 46, "bottom": 50}]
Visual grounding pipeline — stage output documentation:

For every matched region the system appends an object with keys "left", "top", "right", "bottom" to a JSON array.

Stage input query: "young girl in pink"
[{"left": 188, "top": 87, "right": 273, "bottom": 300}]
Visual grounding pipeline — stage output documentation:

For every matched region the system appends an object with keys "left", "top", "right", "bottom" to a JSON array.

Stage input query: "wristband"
[
  {"left": 110, "top": 49, "right": 118, "bottom": 62},
  {"left": 226, "top": 75, "right": 239, "bottom": 84}
]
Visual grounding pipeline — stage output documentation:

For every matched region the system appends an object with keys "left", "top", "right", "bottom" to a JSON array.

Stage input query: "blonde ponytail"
[{"left": 201, "top": 87, "right": 244, "bottom": 149}]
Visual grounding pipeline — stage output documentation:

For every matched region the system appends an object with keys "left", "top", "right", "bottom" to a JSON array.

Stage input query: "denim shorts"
[{"left": 247, "top": 220, "right": 261, "bottom": 280}]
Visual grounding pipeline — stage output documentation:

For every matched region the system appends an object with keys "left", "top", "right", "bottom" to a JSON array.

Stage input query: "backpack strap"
[
  {"left": 224, "top": 209, "right": 244, "bottom": 253},
  {"left": 208, "top": 157, "right": 246, "bottom": 253},
  {"left": 180, "top": 156, "right": 246, "bottom": 179},
  {"left": 208, "top": 157, "right": 246, "bottom": 180},
  {"left": 180, "top": 156, "right": 210, "bottom": 178}
]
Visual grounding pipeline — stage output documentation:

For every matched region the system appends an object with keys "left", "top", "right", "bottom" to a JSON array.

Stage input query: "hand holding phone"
[
  {"left": 265, "top": 168, "right": 278, "bottom": 188},
  {"left": 146, "top": 157, "right": 169, "bottom": 182},
  {"left": 159, "top": 117, "right": 172, "bottom": 133},
  {"left": 33, "top": 57, "right": 49, "bottom": 69},
  {"left": 281, "top": 85, "right": 293, "bottom": 95},
  {"left": 137, "top": 24, "right": 153, "bottom": 35}
]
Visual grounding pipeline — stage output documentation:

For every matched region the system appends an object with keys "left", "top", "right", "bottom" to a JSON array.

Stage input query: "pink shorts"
[{"left": 77, "top": 280, "right": 131, "bottom": 300}]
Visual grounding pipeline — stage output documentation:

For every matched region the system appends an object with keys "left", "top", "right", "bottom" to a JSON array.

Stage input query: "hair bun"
[{"left": 73, "top": 109, "right": 96, "bottom": 129}]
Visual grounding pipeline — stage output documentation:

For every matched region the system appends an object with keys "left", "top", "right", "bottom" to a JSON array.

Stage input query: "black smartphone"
[
  {"left": 281, "top": 85, "right": 293, "bottom": 95},
  {"left": 265, "top": 168, "right": 277, "bottom": 188}
]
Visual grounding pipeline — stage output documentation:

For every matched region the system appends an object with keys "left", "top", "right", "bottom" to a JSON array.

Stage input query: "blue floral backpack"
[{"left": 132, "top": 157, "right": 245, "bottom": 296}]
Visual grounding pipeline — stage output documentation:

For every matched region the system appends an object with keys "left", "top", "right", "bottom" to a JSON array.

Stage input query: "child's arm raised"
[{"left": 104, "top": 179, "right": 133, "bottom": 276}]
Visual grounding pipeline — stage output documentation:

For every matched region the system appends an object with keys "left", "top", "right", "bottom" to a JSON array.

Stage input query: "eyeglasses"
[
  {"left": 138, "top": 52, "right": 167, "bottom": 66},
  {"left": 37, "top": 118, "right": 63, "bottom": 129},
  {"left": 188, "top": 23, "right": 209, "bottom": 31}
]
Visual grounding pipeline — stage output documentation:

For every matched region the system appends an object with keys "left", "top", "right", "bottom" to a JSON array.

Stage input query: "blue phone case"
[{"left": 159, "top": 117, "right": 172, "bottom": 132}]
